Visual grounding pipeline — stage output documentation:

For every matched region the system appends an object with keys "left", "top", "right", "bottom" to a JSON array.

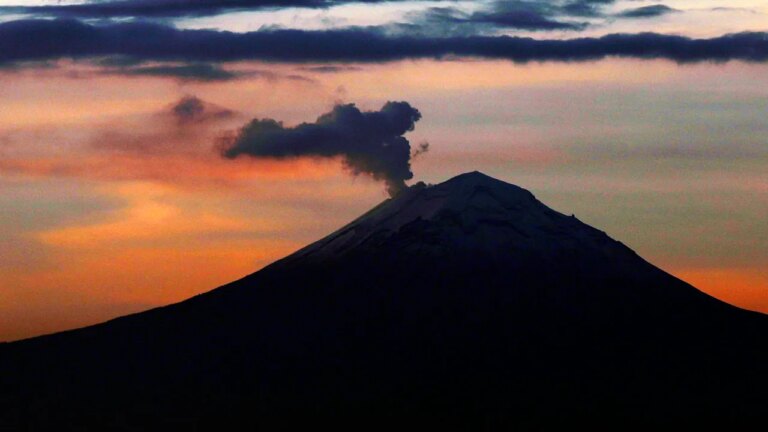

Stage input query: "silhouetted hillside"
[{"left": 1, "top": 172, "right": 766, "bottom": 430}]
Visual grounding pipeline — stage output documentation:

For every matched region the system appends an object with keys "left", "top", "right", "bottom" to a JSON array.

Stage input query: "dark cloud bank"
[
  {"left": 1, "top": 0, "right": 665, "bottom": 28},
  {"left": 0, "top": 0, "right": 443, "bottom": 18},
  {"left": 221, "top": 102, "right": 423, "bottom": 196},
  {"left": 1, "top": 20, "right": 767, "bottom": 66}
]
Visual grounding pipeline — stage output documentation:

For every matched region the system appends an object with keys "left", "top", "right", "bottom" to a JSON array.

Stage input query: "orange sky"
[{"left": 1, "top": 58, "right": 767, "bottom": 341}]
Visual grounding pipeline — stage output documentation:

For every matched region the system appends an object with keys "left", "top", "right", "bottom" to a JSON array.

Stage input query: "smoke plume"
[{"left": 221, "top": 102, "right": 423, "bottom": 196}]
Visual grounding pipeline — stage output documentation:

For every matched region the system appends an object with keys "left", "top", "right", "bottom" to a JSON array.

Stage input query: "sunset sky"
[{"left": 1, "top": 0, "right": 767, "bottom": 341}]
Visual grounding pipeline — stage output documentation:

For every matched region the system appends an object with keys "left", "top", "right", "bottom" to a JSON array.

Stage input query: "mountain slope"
[{"left": 1, "top": 172, "right": 766, "bottom": 430}]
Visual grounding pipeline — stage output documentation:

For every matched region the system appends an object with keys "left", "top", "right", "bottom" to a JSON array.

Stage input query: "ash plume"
[{"left": 220, "top": 102, "right": 423, "bottom": 196}]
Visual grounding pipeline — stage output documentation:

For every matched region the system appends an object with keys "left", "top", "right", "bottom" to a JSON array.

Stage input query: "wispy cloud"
[
  {"left": 106, "top": 62, "right": 244, "bottom": 82},
  {"left": 616, "top": 4, "right": 679, "bottom": 19}
]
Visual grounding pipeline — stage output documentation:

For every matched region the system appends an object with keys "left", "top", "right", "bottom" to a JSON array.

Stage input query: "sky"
[{"left": 0, "top": 0, "right": 767, "bottom": 341}]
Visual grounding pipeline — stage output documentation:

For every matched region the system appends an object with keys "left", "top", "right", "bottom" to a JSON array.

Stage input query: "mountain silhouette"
[{"left": 1, "top": 171, "right": 766, "bottom": 430}]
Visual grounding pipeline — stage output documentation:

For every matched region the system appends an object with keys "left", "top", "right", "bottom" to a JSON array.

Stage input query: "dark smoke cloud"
[
  {"left": 221, "top": 102, "right": 422, "bottom": 196},
  {"left": 173, "top": 95, "right": 206, "bottom": 123},
  {"left": 1, "top": 20, "right": 767, "bottom": 65},
  {"left": 171, "top": 95, "right": 235, "bottom": 124}
]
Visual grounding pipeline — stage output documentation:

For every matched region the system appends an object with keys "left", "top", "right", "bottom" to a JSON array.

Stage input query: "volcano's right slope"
[{"left": 0, "top": 172, "right": 766, "bottom": 430}]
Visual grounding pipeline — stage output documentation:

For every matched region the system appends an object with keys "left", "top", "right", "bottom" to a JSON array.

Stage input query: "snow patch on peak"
[
  {"left": 287, "top": 171, "right": 615, "bottom": 262},
  {"left": 345, "top": 171, "right": 540, "bottom": 234}
]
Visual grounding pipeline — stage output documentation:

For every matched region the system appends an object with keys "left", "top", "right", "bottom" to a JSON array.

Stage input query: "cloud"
[
  {"left": 399, "top": 2, "right": 591, "bottom": 35},
  {"left": 0, "top": 0, "right": 614, "bottom": 27},
  {"left": 412, "top": 141, "right": 429, "bottom": 158},
  {"left": 617, "top": 5, "right": 679, "bottom": 19},
  {"left": 473, "top": 11, "right": 584, "bottom": 31},
  {"left": 221, "top": 102, "right": 423, "bottom": 196},
  {"left": 173, "top": 95, "right": 207, "bottom": 122},
  {"left": 0, "top": 0, "right": 442, "bottom": 19},
  {"left": 561, "top": 0, "right": 615, "bottom": 18},
  {"left": 90, "top": 95, "right": 236, "bottom": 155},
  {"left": 1, "top": 19, "right": 767, "bottom": 66},
  {"left": 0, "top": 153, "right": 342, "bottom": 190},
  {"left": 90, "top": 58, "right": 313, "bottom": 83},
  {"left": 171, "top": 95, "right": 235, "bottom": 124},
  {"left": 0, "top": 96, "right": 382, "bottom": 197},
  {"left": 300, "top": 65, "right": 361, "bottom": 73},
  {"left": 0, "top": 59, "right": 58, "bottom": 72},
  {"left": 109, "top": 63, "right": 244, "bottom": 82},
  {"left": 469, "top": 1, "right": 588, "bottom": 31},
  {"left": 0, "top": 56, "right": 315, "bottom": 84}
]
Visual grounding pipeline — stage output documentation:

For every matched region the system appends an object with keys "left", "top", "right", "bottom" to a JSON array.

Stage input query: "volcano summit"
[{"left": 1, "top": 172, "right": 766, "bottom": 430}]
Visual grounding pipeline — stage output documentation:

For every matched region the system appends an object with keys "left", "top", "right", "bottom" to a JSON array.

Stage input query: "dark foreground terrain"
[{"left": 1, "top": 172, "right": 766, "bottom": 430}]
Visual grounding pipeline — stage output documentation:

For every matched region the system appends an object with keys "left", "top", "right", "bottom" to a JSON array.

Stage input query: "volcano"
[{"left": 1, "top": 172, "right": 766, "bottom": 430}]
